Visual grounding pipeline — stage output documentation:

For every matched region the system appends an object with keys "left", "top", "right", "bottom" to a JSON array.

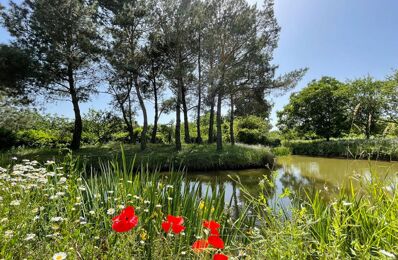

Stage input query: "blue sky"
[{"left": 1, "top": 0, "right": 398, "bottom": 127}]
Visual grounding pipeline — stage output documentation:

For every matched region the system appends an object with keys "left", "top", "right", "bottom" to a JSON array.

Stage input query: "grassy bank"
[
  {"left": 283, "top": 138, "right": 398, "bottom": 161},
  {"left": 0, "top": 154, "right": 397, "bottom": 258},
  {"left": 0, "top": 143, "right": 274, "bottom": 171}
]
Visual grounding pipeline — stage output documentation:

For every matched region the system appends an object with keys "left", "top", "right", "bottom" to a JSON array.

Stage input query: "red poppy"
[
  {"left": 162, "top": 215, "right": 185, "bottom": 234},
  {"left": 208, "top": 235, "right": 224, "bottom": 249},
  {"left": 203, "top": 220, "right": 221, "bottom": 231},
  {"left": 213, "top": 253, "right": 228, "bottom": 260},
  {"left": 192, "top": 239, "right": 209, "bottom": 253},
  {"left": 112, "top": 206, "right": 138, "bottom": 232}
]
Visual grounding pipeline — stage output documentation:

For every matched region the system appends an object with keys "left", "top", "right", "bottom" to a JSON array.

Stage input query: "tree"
[
  {"left": 0, "top": 44, "right": 35, "bottom": 106},
  {"left": 348, "top": 76, "right": 384, "bottom": 139},
  {"left": 142, "top": 34, "right": 170, "bottom": 144},
  {"left": 277, "top": 77, "right": 350, "bottom": 140},
  {"left": 101, "top": 0, "right": 150, "bottom": 151},
  {"left": 1, "top": 0, "right": 101, "bottom": 150},
  {"left": 158, "top": 0, "right": 196, "bottom": 150},
  {"left": 382, "top": 70, "right": 398, "bottom": 124}
]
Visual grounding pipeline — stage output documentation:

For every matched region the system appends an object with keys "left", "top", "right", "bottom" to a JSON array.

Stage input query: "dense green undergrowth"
[
  {"left": 0, "top": 154, "right": 397, "bottom": 259},
  {"left": 283, "top": 138, "right": 398, "bottom": 161},
  {"left": 0, "top": 143, "right": 274, "bottom": 171}
]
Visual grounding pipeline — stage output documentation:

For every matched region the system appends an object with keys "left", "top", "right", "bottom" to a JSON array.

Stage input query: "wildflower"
[
  {"left": 199, "top": 201, "right": 205, "bottom": 210},
  {"left": 79, "top": 186, "right": 86, "bottom": 191},
  {"left": 181, "top": 251, "right": 187, "bottom": 256},
  {"left": 140, "top": 240, "right": 145, "bottom": 245},
  {"left": 10, "top": 200, "right": 21, "bottom": 206},
  {"left": 144, "top": 200, "right": 150, "bottom": 204},
  {"left": 52, "top": 252, "right": 67, "bottom": 260},
  {"left": 155, "top": 204, "right": 162, "bottom": 208},
  {"left": 144, "top": 209, "right": 149, "bottom": 213},
  {"left": 111, "top": 206, "right": 139, "bottom": 232},
  {"left": 11, "top": 157, "right": 18, "bottom": 160},
  {"left": 213, "top": 253, "right": 228, "bottom": 260},
  {"left": 45, "top": 160, "right": 55, "bottom": 165},
  {"left": 24, "top": 233, "right": 36, "bottom": 241},
  {"left": 379, "top": 249, "right": 395, "bottom": 258},
  {"left": 167, "top": 197, "right": 173, "bottom": 201},
  {"left": 4, "top": 230, "right": 13, "bottom": 238},
  {"left": 342, "top": 201, "right": 353, "bottom": 206},
  {"left": 89, "top": 210, "right": 95, "bottom": 215},
  {"left": 192, "top": 239, "right": 209, "bottom": 253},
  {"left": 161, "top": 215, "right": 185, "bottom": 234},
  {"left": 107, "top": 208, "right": 115, "bottom": 215},
  {"left": 203, "top": 220, "right": 221, "bottom": 235},
  {"left": 58, "top": 177, "right": 67, "bottom": 184},
  {"left": 208, "top": 235, "right": 224, "bottom": 249},
  {"left": 140, "top": 230, "right": 148, "bottom": 241},
  {"left": 50, "top": 217, "right": 63, "bottom": 222}
]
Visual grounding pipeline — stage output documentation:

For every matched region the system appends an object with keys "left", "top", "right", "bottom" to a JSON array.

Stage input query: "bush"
[
  {"left": 237, "top": 128, "right": 267, "bottom": 145},
  {"left": 0, "top": 127, "right": 17, "bottom": 150},
  {"left": 15, "top": 129, "right": 71, "bottom": 148},
  {"left": 111, "top": 132, "right": 130, "bottom": 143},
  {"left": 283, "top": 138, "right": 398, "bottom": 161}
]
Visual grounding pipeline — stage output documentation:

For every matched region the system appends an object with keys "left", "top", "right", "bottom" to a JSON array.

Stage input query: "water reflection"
[{"left": 182, "top": 156, "right": 398, "bottom": 211}]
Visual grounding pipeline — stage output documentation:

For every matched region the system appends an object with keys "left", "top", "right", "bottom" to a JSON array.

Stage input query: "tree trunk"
[
  {"left": 196, "top": 33, "right": 202, "bottom": 144},
  {"left": 208, "top": 96, "right": 215, "bottom": 144},
  {"left": 366, "top": 113, "right": 372, "bottom": 139},
  {"left": 229, "top": 94, "right": 235, "bottom": 145},
  {"left": 182, "top": 84, "right": 190, "bottom": 143},
  {"left": 216, "top": 90, "right": 223, "bottom": 151},
  {"left": 134, "top": 76, "right": 147, "bottom": 151},
  {"left": 120, "top": 104, "right": 134, "bottom": 144},
  {"left": 68, "top": 67, "right": 82, "bottom": 150},
  {"left": 175, "top": 78, "right": 182, "bottom": 151},
  {"left": 151, "top": 78, "right": 158, "bottom": 143}
]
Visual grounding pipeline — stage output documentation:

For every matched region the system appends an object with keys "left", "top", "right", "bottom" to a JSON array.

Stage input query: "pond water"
[{"left": 183, "top": 156, "right": 398, "bottom": 210}]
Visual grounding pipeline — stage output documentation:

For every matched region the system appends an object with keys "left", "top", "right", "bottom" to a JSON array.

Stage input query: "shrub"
[
  {"left": 237, "top": 128, "right": 267, "bottom": 145},
  {"left": 15, "top": 129, "right": 71, "bottom": 148},
  {"left": 0, "top": 127, "right": 17, "bottom": 150},
  {"left": 283, "top": 138, "right": 398, "bottom": 161}
]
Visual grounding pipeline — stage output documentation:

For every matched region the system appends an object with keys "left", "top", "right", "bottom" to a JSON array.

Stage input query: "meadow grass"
[
  {"left": 0, "top": 143, "right": 274, "bottom": 171},
  {"left": 0, "top": 153, "right": 397, "bottom": 259}
]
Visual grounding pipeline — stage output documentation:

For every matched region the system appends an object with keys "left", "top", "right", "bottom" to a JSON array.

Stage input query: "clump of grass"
[
  {"left": 0, "top": 143, "right": 274, "bottom": 171},
  {"left": 271, "top": 146, "right": 292, "bottom": 156}
]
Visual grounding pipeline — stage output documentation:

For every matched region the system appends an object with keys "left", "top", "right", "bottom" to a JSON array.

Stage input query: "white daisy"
[{"left": 52, "top": 252, "right": 67, "bottom": 260}]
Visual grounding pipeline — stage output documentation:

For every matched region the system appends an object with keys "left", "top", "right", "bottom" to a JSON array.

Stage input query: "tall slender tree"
[{"left": 1, "top": 0, "right": 101, "bottom": 150}]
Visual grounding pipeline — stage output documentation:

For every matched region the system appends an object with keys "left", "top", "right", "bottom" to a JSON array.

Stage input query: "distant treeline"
[{"left": 277, "top": 74, "right": 398, "bottom": 141}]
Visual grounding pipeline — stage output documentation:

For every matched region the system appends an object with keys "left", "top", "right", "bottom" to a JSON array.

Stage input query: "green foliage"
[
  {"left": 15, "top": 129, "right": 71, "bottom": 148},
  {"left": 0, "top": 127, "right": 16, "bottom": 150},
  {"left": 235, "top": 116, "right": 272, "bottom": 146},
  {"left": 283, "top": 138, "right": 398, "bottom": 161},
  {"left": 271, "top": 146, "right": 291, "bottom": 156},
  {"left": 278, "top": 77, "right": 350, "bottom": 140},
  {"left": 0, "top": 152, "right": 397, "bottom": 258},
  {"left": 3, "top": 144, "right": 274, "bottom": 172}
]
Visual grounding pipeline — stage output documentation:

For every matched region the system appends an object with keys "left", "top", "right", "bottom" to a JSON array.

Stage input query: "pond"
[{"left": 183, "top": 156, "right": 398, "bottom": 211}]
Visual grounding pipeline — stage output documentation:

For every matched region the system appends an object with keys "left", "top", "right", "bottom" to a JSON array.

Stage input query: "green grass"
[
  {"left": 0, "top": 143, "right": 274, "bottom": 171},
  {"left": 283, "top": 138, "right": 398, "bottom": 161},
  {"left": 0, "top": 153, "right": 397, "bottom": 258}
]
